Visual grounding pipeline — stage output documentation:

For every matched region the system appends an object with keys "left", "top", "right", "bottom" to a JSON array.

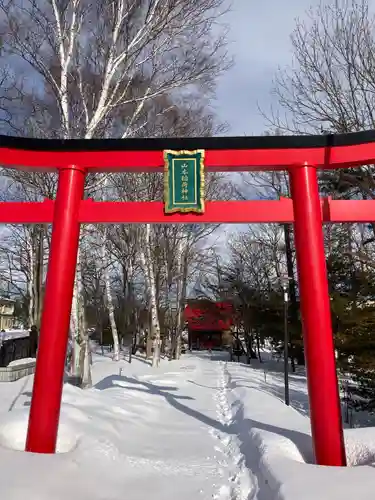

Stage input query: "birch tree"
[
  {"left": 139, "top": 224, "right": 161, "bottom": 366},
  {"left": 99, "top": 229, "right": 121, "bottom": 361},
  {"left": 1, "top": 0, "right": 230, "bottom": 142},
  {"left": 0, "top": 0, "right": 231, "bottom": 374},
  {"left": 96, "top": 181, "right": 121, "bottom": 361}
]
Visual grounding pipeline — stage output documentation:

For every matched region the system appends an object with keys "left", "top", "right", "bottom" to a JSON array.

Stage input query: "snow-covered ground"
[
  {"left": 0, "top": 329, "right": 29, "bottom": 342},
  {"left": 0, "top": 350, "right": 374, "bottom": 500}
]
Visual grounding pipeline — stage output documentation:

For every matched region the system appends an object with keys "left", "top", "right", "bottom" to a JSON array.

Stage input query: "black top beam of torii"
[{"left": 0, "top": 129, "right": 374, "bottom": 151}]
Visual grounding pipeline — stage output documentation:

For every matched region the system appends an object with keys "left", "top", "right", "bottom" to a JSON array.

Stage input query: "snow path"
[
  {"left": 0, "top": 352, "right": 259, "bottom": 500},
  {"left": 210, "top": 360, "right": 257, "bottom": 500}
]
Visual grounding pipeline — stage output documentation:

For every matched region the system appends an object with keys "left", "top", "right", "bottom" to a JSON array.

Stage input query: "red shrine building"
[{"left": 184, "top": 299, "right": 234, "bottom": 350}]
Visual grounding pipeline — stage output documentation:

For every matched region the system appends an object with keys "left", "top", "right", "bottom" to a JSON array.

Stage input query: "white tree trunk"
[
  {"left": 77, "top": 253, "right": 92, "bottom": 386},
  {"left": 100, "top": 175, "right": 121, "bottom": 361},
  {"left": 51, "top": 0, "right": 81, "bottom": 137},
  {"left": 174, "top": 236, "right": 188, "bottom": 360},
  {"left": 176, "top": 246, "right": 189, "bottom": 359},
  {"left": 150, "top": 282, "right": 161, "bottom": 368},
  {"left": 82, "top": 338, "right": 92, "bottom": 386},
  {"left": 24, "top": 225, "right": 45, "bottom": 328},
  {"left": 100, "top": 230, "right": 120, "bottom": 361},
  {"left": 25, "top": 227, "right": 35, "bottom": 328},
  {"left": 70, "top": 278, "right": 81, "bottom": 376},
  {"left": 139, "top": 224, "right": 161, "bottom": 368},
  {"left": 69, "top": 249, "right": 92, "bottom": 387}
]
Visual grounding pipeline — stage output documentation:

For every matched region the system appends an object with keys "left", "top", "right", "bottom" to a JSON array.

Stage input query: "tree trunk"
[
  {"left": 146, "top": 333, "right": 153, "bottom": 359},
  {"left": 101, "top": 232, "right": 120, "bottom": 361},
  {"left": 70, "top": 250, "right": 92, "bottom": 387},
  {"left": 140, "top": 224, "right": 161, "bottom": 367},
  {"left": 26, "top": 227, "right": 35, "bottom": 328},
  {"left": 169, "top": 237, "right": 190, "bottom": 361},
  {"left": 70, "top": 279, "right": 81, "bottom": 377},
  {"left": 77, "top": 254, "right": 90, "bottom": 385},
  {"left": 105, "top": 270, "right": 120, "bottom": 361},
  {"left": 256, "top": 333, "right": 262, "bottom": 363},
  {"left": 25, "top": 225, "right": 44, "bottom": 328},
  {"left": 244, "top": 329, "right": 251, "bottom": 364},
  {"left": 176, "top": 245, "right": 189, "bottom": 360},
  {"left": 150, "top": 281, "right": 161, "bottom": 367},
  {"left": 82, "top": 336, "right": 92, "bottom": 387},
  {"left": 174, "top": 240, "right": 183, "bottom": 360},
  {"left": 283, "top": 223, "right": 300, "bottom": 370},
  {"left": 35, "top": 226, "right": 44, "bottom": 328}
]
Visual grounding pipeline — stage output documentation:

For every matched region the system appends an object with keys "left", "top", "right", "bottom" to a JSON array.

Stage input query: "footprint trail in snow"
[{"left": 211, "top": 360, "right": 259, "bottom": 500}]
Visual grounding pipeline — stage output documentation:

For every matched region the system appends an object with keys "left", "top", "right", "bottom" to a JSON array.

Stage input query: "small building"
[
  {"left": 184, "top": 299, "right": 234, "bottom": 350},
  {"left": 0, "top": 297, "right": 15, "bottom": 331}
]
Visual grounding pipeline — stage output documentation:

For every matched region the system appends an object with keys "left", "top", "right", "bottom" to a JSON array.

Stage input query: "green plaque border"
[{"left": 163, "top": 149, "right": 205, "bottom": 214}]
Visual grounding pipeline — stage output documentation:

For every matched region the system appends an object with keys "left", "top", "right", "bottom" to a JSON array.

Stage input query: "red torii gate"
[{"left": 2, "top": 131, "right": 375, "bottom": 467}]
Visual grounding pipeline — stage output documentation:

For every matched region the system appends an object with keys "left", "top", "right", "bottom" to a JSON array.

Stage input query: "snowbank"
[
  {"left": 0, "top": 330, "right": 29, "bottom": 341},
  {"left": 226, "top": 360, "right": 375, "bottom": 500}
]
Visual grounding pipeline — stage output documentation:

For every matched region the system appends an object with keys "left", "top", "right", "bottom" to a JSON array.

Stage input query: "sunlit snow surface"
[{"left": 0, "top": 350, "right": 374, "bottom": 500}]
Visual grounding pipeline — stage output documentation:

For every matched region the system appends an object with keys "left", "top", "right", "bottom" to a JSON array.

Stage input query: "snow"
[
  {"left": 226, "top": 359, "right": 375, "bottom": 499},
  {"left": 0, "top": 329, "right": 30, "bottom": 342},
  {"left": 0, "top": 350, "right": 374, "bottom": 499},
  {"left": 8, "top": 358, "right": 35, "bottom": 367}
]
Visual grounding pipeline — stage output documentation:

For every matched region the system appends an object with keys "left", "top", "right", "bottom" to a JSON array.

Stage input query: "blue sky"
[
  {"left": 214, "top": 0, "right": 324, "bottom": 135},
  {"left": 208, "top": 0, "right": 324, "bottom": 250}
]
